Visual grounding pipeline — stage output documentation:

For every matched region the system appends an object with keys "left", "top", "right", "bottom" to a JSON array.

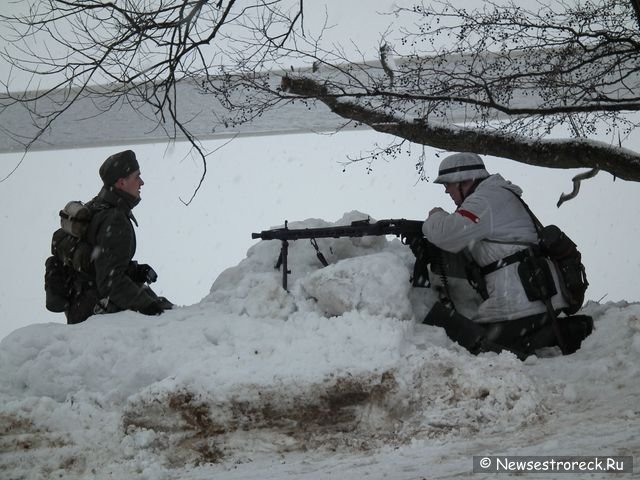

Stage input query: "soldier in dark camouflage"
[{"left": 64, "top": 150, "right": 173, "bottom": 324}]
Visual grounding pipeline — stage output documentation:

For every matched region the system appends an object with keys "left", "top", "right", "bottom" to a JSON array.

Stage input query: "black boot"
[
  {"left": 558, "top": 315, "right": 594, "bottom": 354},
  {"left": 423, "top": 302, "right": 489, "bottom": 354}
]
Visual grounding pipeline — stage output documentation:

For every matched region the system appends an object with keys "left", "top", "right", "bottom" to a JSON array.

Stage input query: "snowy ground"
[{"left": 1, "top": 213, "right": 638, "bottom": 479}]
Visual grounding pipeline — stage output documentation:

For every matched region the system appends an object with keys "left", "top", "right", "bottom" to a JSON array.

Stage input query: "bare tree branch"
[{"left": 281, "top": 75, "right": 640, "bottom": 181}]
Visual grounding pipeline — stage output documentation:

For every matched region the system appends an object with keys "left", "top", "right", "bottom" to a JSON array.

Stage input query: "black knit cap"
[{"left": 99, "top": 150, "right": 140, "bottom": 186}]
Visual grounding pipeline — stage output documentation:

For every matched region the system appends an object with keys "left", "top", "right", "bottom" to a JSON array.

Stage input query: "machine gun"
[{"left": 251, "top": 218, "right": 433, "bottom": 290}]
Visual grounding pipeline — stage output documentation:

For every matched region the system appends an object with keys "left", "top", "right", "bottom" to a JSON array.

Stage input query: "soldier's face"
[
  {"left": 444, "top": 180, "right": 473, "bottom": 206},
  {"left": 116, "top": 170, "right": 144, "bottom": 199},
  {"left": 444, "top": 182, "right": 464, "bottom": 206}
]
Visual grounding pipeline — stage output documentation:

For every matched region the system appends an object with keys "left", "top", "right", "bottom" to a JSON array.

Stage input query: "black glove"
[
  {"left": 128, "top": 262, "right": 158, "bottom": 284},
  {"left": 138, "top": 299, "right": 167, "bottom": 316}
]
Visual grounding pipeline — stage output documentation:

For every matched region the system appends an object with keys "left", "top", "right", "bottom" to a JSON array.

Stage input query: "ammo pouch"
[{"left": 517, "top": 253, "right": 557, "bottom": 302}]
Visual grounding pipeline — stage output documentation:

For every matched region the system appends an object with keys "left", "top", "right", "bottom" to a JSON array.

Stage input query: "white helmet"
[{"left": 434, "top": 153, "right": 489, "bottom": 184}]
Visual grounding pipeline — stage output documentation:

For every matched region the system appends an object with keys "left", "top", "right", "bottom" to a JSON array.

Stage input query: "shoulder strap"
[
  {"left": 84, "top": 201, "right": 113, "bottom": 246},
  {"left": 86, "top": 198, "right": 111, "bottom": 213},
  {"left": 504, "top": 188, "right": 544, "bottom": 234}
]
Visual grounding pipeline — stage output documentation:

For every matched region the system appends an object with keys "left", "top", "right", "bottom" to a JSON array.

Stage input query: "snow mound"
[{"left": 207, "top": 211, "right": 431, "bottom": 320}]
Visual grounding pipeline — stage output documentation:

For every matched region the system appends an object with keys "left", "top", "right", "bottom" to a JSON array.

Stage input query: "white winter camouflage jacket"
[{"left": 423, "top": 174, "right": 568, "bottom": 323}]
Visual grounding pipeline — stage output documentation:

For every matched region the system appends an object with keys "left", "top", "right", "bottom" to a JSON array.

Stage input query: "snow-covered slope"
[{"left": 1, "top": 213, "right": 638, "bottom": 479}]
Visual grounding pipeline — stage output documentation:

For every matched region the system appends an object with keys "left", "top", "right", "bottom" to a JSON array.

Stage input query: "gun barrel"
[{"left": 251, "top": 218, "right": 423, "bottom": 242}]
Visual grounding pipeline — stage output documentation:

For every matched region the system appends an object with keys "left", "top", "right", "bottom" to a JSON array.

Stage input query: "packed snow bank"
[
  {"left": 0, "top": 312, "right": 547, "bottom": 473},
  {"left": 1, "top": 213, "right": 639, "bottom": 479}
]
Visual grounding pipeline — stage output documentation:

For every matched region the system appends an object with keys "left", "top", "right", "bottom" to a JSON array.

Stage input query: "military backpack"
[{"left": 44, "top": 201, "right": 102, "bottom": 312}]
